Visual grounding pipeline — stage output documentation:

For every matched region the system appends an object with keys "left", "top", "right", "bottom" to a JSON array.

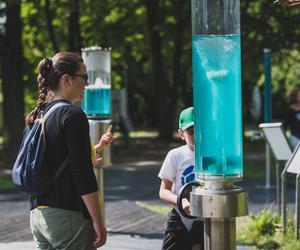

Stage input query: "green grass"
[
  {"left": 129, "top": 131, "right": 159, "bottom": 138},
  {"left": 244, "top": 139, "right": 265, "bottom": 179},
  {"left": 109, "top": 130, "right": 159, "bottom": 139},
  {"left": 0, "top": 175, "right": 14, "bottom": 190},
  {"left": 244, "top": 138, "right": 265, "bottom": 153},
  {"left": 244, "top": 159, "right": 265, "bottom": 179},
  {"left": 136, "top": 201, "right": 171, "bottom": 216}
]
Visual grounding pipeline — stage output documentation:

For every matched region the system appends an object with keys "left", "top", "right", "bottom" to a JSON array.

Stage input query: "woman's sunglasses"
[{"left": 72, "top": 74, "right": 89, "bottom": 83}]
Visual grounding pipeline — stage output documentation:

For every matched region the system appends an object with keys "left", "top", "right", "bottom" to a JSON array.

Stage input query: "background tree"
[
  {"left": 45, "top": 0, "right": 59, "bottom": 52},
  {"left": 144, "top": 0, "right": 191, "bottom": 140},
  {"left": 0, "top": 0, "right": 24, "bottom": 167},
  {"left": 68, "top": 0, "right": 81, "bottom": 53}
]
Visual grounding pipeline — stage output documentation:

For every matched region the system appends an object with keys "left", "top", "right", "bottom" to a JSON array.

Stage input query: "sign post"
[
  {"left": 281, "top": 141, "right": 300, "bottom": 236},
  {"left": 259, "top": 122, "right": 292, "bottom": 214}
]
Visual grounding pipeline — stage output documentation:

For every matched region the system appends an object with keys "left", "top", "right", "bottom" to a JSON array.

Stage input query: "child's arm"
[
  {"left": 159, "top": 178, "right": 191, "bottom": 213},
  {"left": 94, "top": 125, "right": 117, "bottom": 154},
  {"left": 159, "top": 178, "right": 177, "bottom": 205}
]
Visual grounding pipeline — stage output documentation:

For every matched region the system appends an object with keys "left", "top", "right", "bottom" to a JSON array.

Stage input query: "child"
[
  {"left": 158, "top": 107, "right": 204, "bottom": 250},
  {"left": 91, "top": 125, "right": 116, "bottom": 166}
]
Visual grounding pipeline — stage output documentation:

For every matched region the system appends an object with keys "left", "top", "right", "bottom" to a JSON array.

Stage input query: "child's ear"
[{"left": 177, "top": 130, "right": 185, "bottom": 140}]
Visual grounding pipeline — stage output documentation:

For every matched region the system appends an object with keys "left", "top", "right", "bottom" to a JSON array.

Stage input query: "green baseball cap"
[{"left": 179, "top": 107, "right": 194, "bottom": 130}]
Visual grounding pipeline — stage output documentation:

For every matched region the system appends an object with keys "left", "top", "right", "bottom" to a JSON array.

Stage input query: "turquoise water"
[
  {"left": 83, "top": 87, "right": 111, "bottom": 116},
  {"left": 192, "top": 34, "right": 243, "bottom": 179}
]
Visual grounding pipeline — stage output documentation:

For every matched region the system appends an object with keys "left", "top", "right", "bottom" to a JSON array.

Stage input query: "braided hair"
[{"left": 25, "top": 52, "right": 83, "bottom": 125}]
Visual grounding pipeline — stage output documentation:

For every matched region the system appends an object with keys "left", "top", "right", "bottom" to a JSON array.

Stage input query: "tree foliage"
[
  {"left": 1, "top": 0, "right": 300, "bottom": 167},
  {"left": 241, "top": 1, "right": 300, "bottom": 119}
]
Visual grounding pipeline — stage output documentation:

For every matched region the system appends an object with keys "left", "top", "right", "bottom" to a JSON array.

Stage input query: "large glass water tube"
[{"left": 192, "top": 0, "right": 243, "bottom": 180}]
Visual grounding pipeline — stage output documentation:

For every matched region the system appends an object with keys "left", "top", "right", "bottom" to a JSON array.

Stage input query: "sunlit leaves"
[
  {"left": 135, "top": 6, "right": 145, "bottom": 16},
  {"left": 104, "top": 7, "right": 126, "bottom": 23}
]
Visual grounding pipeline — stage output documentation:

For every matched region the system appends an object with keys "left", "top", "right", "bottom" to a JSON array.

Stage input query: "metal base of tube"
[
  {"left": 190, "top": 186, "right": 248, "bottom": 218},
  {"left": 190, "top": 182, "right": 248, "bottom": 250},
  {"left": 204, "top": 218, "right": 236, "bottom": 250},
  {"left": 94, "top": 167, "right": 105, "bottom": 220},
  {"left": 89, "top": 119, "right": 112, "bottom": 222}
]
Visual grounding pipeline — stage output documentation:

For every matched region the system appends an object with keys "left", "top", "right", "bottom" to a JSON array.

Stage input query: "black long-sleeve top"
[
  {"left": 284, "top": 107, "right": 300, "bottom": 139},
  {"left": 30, "top": 100, "right": 98, "bottom": 218}
]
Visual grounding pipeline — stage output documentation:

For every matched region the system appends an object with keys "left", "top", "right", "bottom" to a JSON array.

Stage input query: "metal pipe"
[
  {"left": 265, "top": 144, "right": 272, "bottom": 188},
  {"left": 263, "top": 49, "right": 272, "bottom": 123},
  {"left": 94, "top": 167, "right": 105, "bottom": 219},
  {"left": 281, "top": 164, "right": 288, "bottom": 234},
  {"left": 204, "top": 218, "right": 236, "bottom": 250},
  {"left": 296, "top": 173, "right": 300, "bottom": 238},
  {"left": 263, "top": 49, "right": 272, "bottom": 189},
  {"left": 276, "top": 162, "right": 281, "bottom": 214},
  {"left": 89, "top": 119, "right": 112, "bottom": 221}
]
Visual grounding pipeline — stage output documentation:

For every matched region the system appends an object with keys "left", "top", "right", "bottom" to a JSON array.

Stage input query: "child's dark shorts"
[{"left": 161, "top": 208, "right": 204, "bottom": 250}]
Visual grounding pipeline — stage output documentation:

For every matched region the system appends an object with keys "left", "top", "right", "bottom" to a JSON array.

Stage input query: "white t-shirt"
[{"left": 158, "top": 144, "right": 200, "bottom": 231}]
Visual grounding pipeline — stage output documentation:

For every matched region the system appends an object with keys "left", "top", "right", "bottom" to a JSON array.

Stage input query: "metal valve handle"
[{"left": 177, "top": 181, "right": 201, "bottom": 219}]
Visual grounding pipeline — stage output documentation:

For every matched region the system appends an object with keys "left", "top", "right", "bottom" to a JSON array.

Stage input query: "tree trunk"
[
  {"left": 68, "top": 0, "right": 82, "bottom": 54},
  {"left": 171, "top": 0, "right": 189, "bottom": 123},
  {"left": 145, "top": 0, "right": 188, "bottom": 140},
  {"left": 0, "top": 1, "right": 24, "bottom": 168},
  {"left": 145, "top": 0, "right": 174, "bottom": 141},
  {"left": 45, "top": 0, "right": 59, "bottom": 53}
]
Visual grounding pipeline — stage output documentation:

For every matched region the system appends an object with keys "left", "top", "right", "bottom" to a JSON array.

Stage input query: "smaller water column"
[{"left": 81, "top": 47, "right": 112, "bottom": 219}]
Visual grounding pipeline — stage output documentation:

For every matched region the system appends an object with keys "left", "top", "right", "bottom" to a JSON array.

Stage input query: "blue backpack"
[{"left": 12, "top": 102, "right": 69, "bottom": 195}]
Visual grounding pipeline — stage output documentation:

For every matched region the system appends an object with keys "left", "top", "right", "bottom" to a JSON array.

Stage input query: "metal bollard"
[{"left": 89, "top": 119, "right": 112, "bottom": 219}]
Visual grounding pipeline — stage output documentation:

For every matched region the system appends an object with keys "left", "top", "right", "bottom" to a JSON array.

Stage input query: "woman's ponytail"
[{"left": 25, "top": 58, "right": 53, "bottom": 124}]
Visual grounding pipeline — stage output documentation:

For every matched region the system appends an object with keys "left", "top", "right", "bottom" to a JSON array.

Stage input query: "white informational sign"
[
  {"left": 259, "top": 123, "right": 292, "bottom": 161},
  {"left": 286, "top": 142, "right": 300, "bottom": 174}
]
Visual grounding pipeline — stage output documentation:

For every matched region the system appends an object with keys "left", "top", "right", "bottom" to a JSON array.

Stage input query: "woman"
[
  {"left": 28, "top": 52, "right": 109, "bottom": 249},
  {"left": 284, "top": 89, "right": 300, "bottom": 150}
]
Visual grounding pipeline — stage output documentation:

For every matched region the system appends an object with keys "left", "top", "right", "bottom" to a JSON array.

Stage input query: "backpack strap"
[
  {"left": 41, "top": 102, "right": 70, "bottom": 148},
  {"left": 42, "top": 101, "right": 70, "bottom": 183},
  {"left": 42, "top": 102, "right": 70, "bottom": 122}
]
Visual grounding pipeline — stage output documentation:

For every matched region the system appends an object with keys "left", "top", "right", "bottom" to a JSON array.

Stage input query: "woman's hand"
[
  {"left": 93, "top": 220, "right": 107, "bottom": 247},
  {"left": 81, "top": 192, "right": 107, "bottom": 247}
]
